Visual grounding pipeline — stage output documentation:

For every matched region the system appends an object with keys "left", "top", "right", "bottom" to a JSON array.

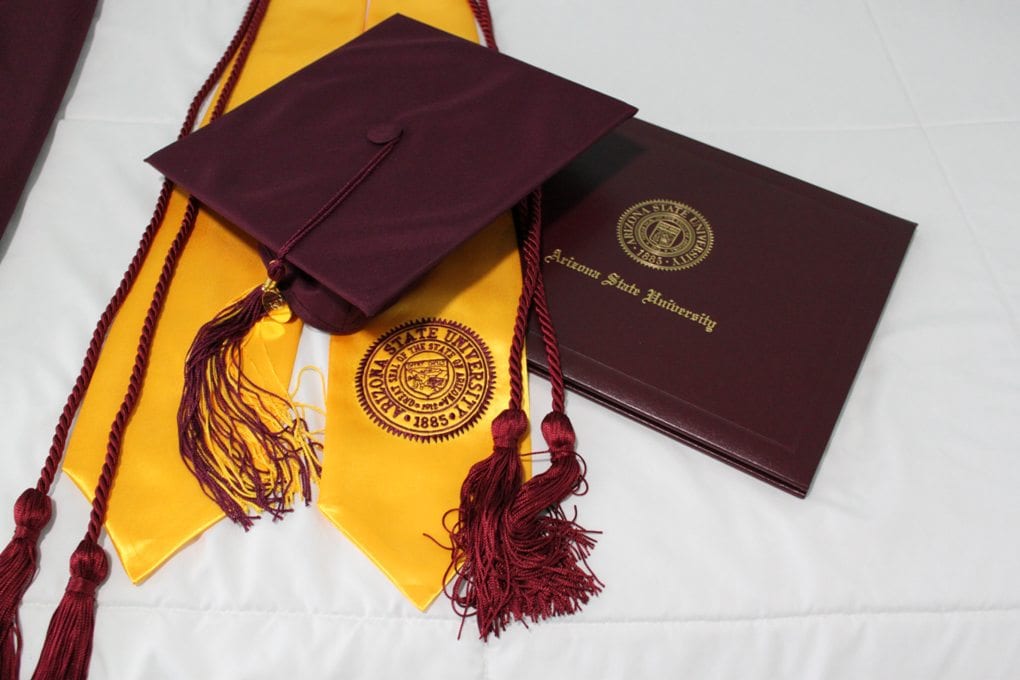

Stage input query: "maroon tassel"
[
  {"left": 446, "top": 410, "right": 601, "bottom": 639},
  {"left": 506, "top": 411, "right": 601, "bottom": 621},
  {"left": 446, "top": 408, "right": 528, "bottom": 638},
  {"left": 0, "top": 4, "right": 268, "bottom": 677},
  {"left": 179, "top": 283, "right": 272, "bottom": 526},
  {"left": 2, "top": 627, "right": 17, "bottom": 680},
  {"left": 178, "top": 277, "right": 320, "bottom": 529},
  {"left": 445, "top": 0, "right": 602, "bottom": 641},
  {"left": 176, "top": 131, "right": 402, "bottom": 529},
  {"left": 31, "top": 540, "right": 108, "bottom": 680},
  {"left": 0, "top": 488, "right": 53, "bottom": 680},
  {"left": 442, "top": 184, "right": 601, "bottom": 635}
]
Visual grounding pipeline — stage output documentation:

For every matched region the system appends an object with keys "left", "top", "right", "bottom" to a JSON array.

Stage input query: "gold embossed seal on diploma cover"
[
  {"left": 617, "top": 199, "right": 713, "bottom": 271},
  {"left": 357, "top": 318, "right": 496, "bottom": 441}
]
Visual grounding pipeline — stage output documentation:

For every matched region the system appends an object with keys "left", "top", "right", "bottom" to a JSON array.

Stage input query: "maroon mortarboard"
[
  {"left": 147, "top": 13, "right": 636, "bottom": 334},
  {"left": 141, "top": 13, "right": 635, "bottom": 638}
]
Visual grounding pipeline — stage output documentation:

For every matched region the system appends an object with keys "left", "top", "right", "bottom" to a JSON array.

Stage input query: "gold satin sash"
[
  {"left": 65, "top": 0, "right": 529, "bottom": 610},
  {"left": 319, "top": 212, "right": 529, "bottom": 611},
  {"left": 314, "top": 0, "right": 530, "bottom": 612},
  {"left": 62, "top": 0, "right": 368, "bottom": 583}
]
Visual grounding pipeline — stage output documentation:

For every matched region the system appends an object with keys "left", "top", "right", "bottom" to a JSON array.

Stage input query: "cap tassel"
[
  {"left": 178, "top": 274, "right": 320, "bottom": 529},
  {"left": 0, "top": 489, "right": 52, "bottom": 679},
  {"left": 30, "top": 540, "right": 108, "bottom": 680},
  {"left": 178, "top": 133, "right": 402, "bottom": 529}
]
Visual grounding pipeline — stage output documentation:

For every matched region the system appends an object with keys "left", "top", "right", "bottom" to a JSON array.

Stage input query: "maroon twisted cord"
[
  {"left": 469, "top": 0, "right": 498, "bottom": 51},
  {"left": 267, "top": 134, "right": 401, "bottom": 280},
  {"left": 532, "top": 286, "right": 565, "bottom": 412},
  {"left": 506, "top": 190, "right": 543, "bottom": 411},
  {"left": 517, "top": 200, "right": 566, "bottom": 413},
  {"left": 84, "top": 0, "right": 269, "bottom": 540},
  {"left": 469, "top": 0, "right": 566, "bottom": 415},
  {"left": 442, "top": 3, "right": 604, "bottom": 640},
  {"left": 34, "top": 0, "right": 265, "bottom": 496}
]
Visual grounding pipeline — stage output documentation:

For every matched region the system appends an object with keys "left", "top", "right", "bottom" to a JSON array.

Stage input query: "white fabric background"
[{"left": 2, "top": 1, "right": 1019, "bottom": 678}]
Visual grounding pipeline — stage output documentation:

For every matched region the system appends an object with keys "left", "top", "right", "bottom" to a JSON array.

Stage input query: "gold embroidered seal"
[
  {"left": 356, "top": 318, "right": 495, "bottom": 442},
  {"left": 617, "top": 199, "right": 713, "bottom": 271}
]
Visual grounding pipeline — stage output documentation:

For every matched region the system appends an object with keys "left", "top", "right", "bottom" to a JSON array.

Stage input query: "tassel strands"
[
  {"left": 178, "top": 279, "right": 321, "bottom": 528},
  {"left": 177, "top": 133, "right": 400, "bottom": 527},
  {"left": 445, "top": 408, "right": 529, "bottom": 637},
  {"left": 445, "top": 181, "right": 601, "bottom": 638},
  {"left": 30, "top": 541, "right": 108, "bottom": 680},
  {"left": 505, "top": 411, "right": 601, "bottom": 622},
  {"left": 0, "top": 490, "right": 52, "bottom": 680}
]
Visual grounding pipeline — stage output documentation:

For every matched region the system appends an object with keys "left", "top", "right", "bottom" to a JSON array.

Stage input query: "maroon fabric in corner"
[
  {"left": 146, "top": 14, "right": 636, "bottom": 333},
  {"left": 0, "top": 0, "right": 99, "bottom": 240}
]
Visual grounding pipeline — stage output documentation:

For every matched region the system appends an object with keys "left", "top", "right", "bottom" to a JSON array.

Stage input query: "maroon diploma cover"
[{"left": 529, "top": 118, "right": 915, "bottom": 496}]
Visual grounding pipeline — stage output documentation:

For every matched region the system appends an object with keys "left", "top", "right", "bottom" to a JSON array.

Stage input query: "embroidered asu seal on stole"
[
  {"left": 356, "top": 318, "right": 496, "bottom": 441},
  {"left": 617, "top": 199, "right": 713, "bottom": 271}
]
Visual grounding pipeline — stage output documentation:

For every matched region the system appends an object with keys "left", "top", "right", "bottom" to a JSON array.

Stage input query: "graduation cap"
[
  {"left": 140, "top": 13, "right": 634, "bottom": 636},
  {"left": 148, "top": 13, "right": 635, "bottom": 335}
]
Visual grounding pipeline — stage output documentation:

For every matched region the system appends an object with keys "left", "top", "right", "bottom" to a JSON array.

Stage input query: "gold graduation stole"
[
  {"left": 60, "top": 0, "right": 367, "bottom": 584},
  {"left": 319, "top": 209, "right": 527, "bottom": 610},
  {"left": 60, "top": 0, "right": 527, "bottom": 612},
  {"left": 313, "top": 0, "right": 529, "bottom": 613}
]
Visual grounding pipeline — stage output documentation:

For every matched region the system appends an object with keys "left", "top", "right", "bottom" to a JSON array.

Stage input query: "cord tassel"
[
  {"left": 0, "top": 489, "right": 52, "bottom": 680},
  {"left": 507, "top": 411, "right": 600, "bottom": 621},
  {"left": 0, "top": 3, "right": 269, "bottom": 676},
  {"left": 178, "top": 278, "right": 320, "bottom": 529},
  {"left": 444, "top": 180, "right": 602, "bottom": 636},
  {"left": 443, "top": 1, "right": 603, "bottom": 640},
  {"left": 30, "top": 540, "right": 108, "bottom": 680},
  {"left": 445, "top": 408, "right": 528, "bottom": 638},
  {"left": 0, "top": 11, "right": 265, "bottom": 672}
]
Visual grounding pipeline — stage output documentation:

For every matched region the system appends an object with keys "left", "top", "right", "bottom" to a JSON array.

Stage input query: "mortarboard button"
[{"left": 367, "top": 122, "right": 402, "bottom": 144}]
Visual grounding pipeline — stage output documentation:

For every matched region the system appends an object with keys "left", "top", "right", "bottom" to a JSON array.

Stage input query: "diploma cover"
[{"left": 529, "top": 118, "right": 915, "bottom": 496}]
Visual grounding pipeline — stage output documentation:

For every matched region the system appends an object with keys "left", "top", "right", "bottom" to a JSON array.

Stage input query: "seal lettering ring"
[
  {"left": 356, "top": 318, "right": 496, "bottom": 442},
  {"left": 617, "top": 199, "right": 713, "bottom": 271}
]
